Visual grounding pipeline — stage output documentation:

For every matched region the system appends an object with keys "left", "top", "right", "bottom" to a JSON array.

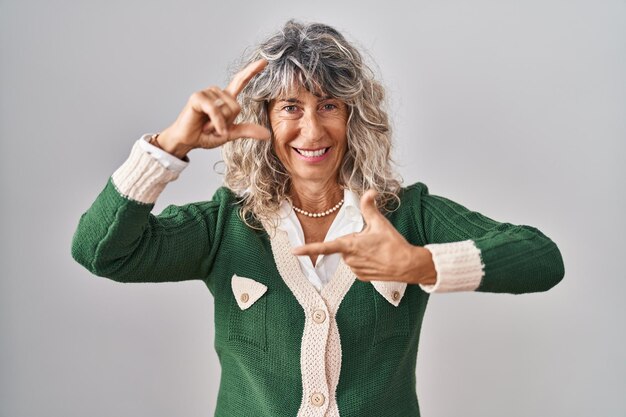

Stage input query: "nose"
[{"left": 300, "top": 111, "right": 325, "bottom": 144}]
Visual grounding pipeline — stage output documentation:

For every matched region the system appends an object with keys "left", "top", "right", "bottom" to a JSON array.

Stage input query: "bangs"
[
  {"left": 251, "top": 55, "right": 336, "bottom": 103},
  {"left": 267, "top": 64, "right": 329, "bottom": 101}
]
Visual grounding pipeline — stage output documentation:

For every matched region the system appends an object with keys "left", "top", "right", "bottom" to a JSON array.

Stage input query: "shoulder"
[
  {"left": 377, "top": 181, "right": 431, "bottom": 216},
  {"left": 396, "top": 181, "right": 431, "bottom": 206},
  {"left": 382, "top": 181, "right": 431, "bottom": 245},
  {"left": 210, "top": 185, "right": 239, "bottom": 203}
]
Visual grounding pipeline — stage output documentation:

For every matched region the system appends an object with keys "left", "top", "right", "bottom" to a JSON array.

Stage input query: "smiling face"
[{"left": 268, "top": 86, "right": 349, "bottom": 188}]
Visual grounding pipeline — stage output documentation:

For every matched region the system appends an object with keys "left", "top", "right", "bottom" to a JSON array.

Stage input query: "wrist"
[
  {"left": 408, "top": 245, "right": 437, "bottom": 286},
  {"left": 151, "top": 132, "right": 193, "bottom": 160}
]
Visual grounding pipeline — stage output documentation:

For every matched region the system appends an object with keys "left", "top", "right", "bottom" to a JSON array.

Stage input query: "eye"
[
  {"left": 282, "top": 105, "right": 298, "bottom": 113},
  {"left": 322, "top": 103, "right": 338, "bottom": 111}
]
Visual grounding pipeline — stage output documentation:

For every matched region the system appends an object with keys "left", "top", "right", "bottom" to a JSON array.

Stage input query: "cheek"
[
  {"left": 337, "top": 135, "right": 349, "bottom": 163},
  {"left": 333, "top": 127, "right": 348, "bottom": 150},
  {"left": 271, "top": 138, "right": 294, "bottom": 168},
  {"left": 327, "top": 118, "right": 348, "bottom": 141},
  {"left": 271, "top": 121, "right": 297, "bottom": 146}
]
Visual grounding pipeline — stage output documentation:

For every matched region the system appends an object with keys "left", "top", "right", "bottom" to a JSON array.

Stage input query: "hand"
[
  {"left": 157, "top": 59, "right": 271, "bottom": 158},
  {"left": 291, "top": 190, "right": 438, "bottom": 285}
]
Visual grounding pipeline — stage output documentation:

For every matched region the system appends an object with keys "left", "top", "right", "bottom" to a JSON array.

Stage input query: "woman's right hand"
[{"left": 156, "top": 59, "right": 271, "bottom": 159}]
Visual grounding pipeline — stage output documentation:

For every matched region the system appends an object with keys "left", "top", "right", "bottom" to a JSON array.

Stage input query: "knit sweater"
[{"left": 71, "top": 139, "right": 565, "bottom": 417}]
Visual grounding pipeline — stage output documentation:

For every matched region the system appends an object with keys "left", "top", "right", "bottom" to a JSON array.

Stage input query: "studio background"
[{"left": 1, "top": 0, "right": 624, "bottom": 416}]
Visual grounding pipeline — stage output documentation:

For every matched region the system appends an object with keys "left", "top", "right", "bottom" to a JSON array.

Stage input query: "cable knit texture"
[
  {"left": 420, "top": 240, "right": 484, "bottom": 292},
  {"left": 71, "top": 143, "right": 565, "bottom": 417},
  {"left": 111, "top": 139, "right": 180, "bottom": 204}
]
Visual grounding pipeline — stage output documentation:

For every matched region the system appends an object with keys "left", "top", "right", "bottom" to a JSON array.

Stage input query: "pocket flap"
[
  {"left": 231, "top": 274, "right": 268, "bottom": 310},
  {"left": 371, "top": 280, "right": 407, "bottom": 307}
]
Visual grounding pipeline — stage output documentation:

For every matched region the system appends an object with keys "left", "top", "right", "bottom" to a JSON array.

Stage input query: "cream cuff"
[
  {"left": 419, "top": 240, "right": 485, "bottom": 293},
  {"left": 111, "top": 137, "right": 183, "bottom": 204}
]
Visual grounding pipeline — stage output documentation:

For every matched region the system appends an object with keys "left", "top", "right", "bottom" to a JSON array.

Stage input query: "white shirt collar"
[{"left": 276, "top": 188, "right": 362, "bottom": 232}]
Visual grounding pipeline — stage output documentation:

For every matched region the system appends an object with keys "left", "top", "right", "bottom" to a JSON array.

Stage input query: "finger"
[
  {"left": 355, "top": 274, "right": 377, "bottom": 282},
  {"left": 201, "top": 89, "right": 240, "bottom": 133},
  {"left": 227, "top": 123, "right": 271, "bottom": 141},
  {"left": 225, "top": 58, "right": 269, "bottom": 97},
  {"left": 360, "top": 189, "right": 383, "bottom": 225},
  {"left": 343, "top": 266, "right": 379, "bottom": 282},
  {"left": 351, "top": 268, "right": 382, "bottom": 278},
  {"left": 291, "top": 239, "right": 350, "bottom": 257},
  {"left": 193, "top": 90, "right": 228, "bottom": 136},
  {"left": 212, "top": 88, "right": 241, "bottom": 125}
]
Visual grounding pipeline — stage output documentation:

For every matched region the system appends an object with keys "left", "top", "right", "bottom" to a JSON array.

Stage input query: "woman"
[{"left": 71, "top": 20, "right": 565, "bottom": 417}]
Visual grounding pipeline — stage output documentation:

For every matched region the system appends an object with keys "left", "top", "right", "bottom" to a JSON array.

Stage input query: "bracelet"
[
  {"left": 149, "top": 132, "right": 160, "bottom": 146},
  {"left": 149, "top": 133, "right": 162, "bottom": 149}
]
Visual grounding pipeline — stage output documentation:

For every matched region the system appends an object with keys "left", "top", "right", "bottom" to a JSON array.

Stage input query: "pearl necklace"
[{"left": 292, "top": 198, "right": 344, "bottom": 218}]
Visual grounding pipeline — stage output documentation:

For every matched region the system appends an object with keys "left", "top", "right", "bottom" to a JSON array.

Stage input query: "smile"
[
  {"left": 292, "top": 146, "right": 332, "bottom": 162},
  {"left": 294, "top": 147, "right": 330, "bottom": 157}
]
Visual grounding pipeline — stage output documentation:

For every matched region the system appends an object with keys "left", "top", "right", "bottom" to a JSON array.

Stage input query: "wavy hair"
[{"left": 222, "top": 19, "right": 403, "bottom": 229}]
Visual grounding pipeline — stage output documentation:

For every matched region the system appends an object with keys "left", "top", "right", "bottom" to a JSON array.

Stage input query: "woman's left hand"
[{"left": 291, "top": 190, "right": 438, "bottom": 286}]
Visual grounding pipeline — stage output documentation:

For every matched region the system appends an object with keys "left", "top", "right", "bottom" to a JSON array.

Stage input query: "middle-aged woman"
[{"left": 71, "top": 19, "right": 565, "bottom": 417}]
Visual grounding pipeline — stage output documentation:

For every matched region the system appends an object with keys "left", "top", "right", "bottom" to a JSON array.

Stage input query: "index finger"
[
  {"left": 291, "top": 238, "right": 349, "bottom": 257},
  {"left": 225, "top": 58, "right": 268, "bottom": 97}
]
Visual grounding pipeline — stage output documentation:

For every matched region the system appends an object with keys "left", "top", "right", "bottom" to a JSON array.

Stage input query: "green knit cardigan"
[{"left": 71, "top": 176, "right": 564, "bottom": 417}]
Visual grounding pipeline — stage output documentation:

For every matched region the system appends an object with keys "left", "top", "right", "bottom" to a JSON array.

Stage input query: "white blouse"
[{"left": 275, "top": 188, "right": 364, "bottom": 292}]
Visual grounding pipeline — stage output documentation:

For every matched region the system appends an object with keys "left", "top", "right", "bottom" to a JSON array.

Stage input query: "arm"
[
  {"left": 71, "top": 60, "right": 274, "bottom": 283},
  {"left": 70, "top": 136, "right": 219, "bottom": 283},
  {"left": 411, "top": 183, "right": 565, "bottom": 294}
]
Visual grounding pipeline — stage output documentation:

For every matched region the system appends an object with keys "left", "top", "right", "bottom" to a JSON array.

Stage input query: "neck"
[{"left": 289, "top": 179, "right": 343, "bottom": 213}]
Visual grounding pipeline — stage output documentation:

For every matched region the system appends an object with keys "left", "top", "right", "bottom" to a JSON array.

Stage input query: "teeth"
[{"left": 297, "top": 148, "right": 328, "bottom": 157}]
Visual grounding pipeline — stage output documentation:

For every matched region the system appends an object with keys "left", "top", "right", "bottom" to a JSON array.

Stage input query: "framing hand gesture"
[{"left": 157, "top": 59, "right": 271, "bottom": 158}]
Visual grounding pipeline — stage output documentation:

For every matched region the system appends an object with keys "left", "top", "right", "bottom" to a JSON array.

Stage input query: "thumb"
[
  {"left": 360, "top": 189, "right": 383, "bottom": 225},
  {"left": 228, "top": 123, "right": 271, "bottom": 141}
]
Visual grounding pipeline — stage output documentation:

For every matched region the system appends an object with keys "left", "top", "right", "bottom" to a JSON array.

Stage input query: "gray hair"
[{"left": 221, "top": 19, "right": 403, "bottom": 229}]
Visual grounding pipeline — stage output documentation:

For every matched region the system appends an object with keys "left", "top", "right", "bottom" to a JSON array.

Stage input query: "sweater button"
[
  {"left": 312, "top": 309, "right": 326, "bottom": 324},
  {"left": 240, "top": 293, "right": 249, "bottom": 303},
  {"left": 310, "top": 392, "right": 325, "bottom": 407}
]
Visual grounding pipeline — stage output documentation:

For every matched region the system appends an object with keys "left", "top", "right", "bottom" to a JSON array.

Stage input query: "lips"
[{"left": 293, "top": 147, "right": 330, "bottom": 157}]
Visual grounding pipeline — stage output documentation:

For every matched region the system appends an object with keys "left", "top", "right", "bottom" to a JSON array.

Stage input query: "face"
[{"left": 268, "top": 86, "right": 349, "bottom": 187}]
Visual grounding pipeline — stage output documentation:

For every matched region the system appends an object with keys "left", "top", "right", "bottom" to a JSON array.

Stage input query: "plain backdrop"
[{"left": 1, "top": 0, "right": 624, "bottom": 416}]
